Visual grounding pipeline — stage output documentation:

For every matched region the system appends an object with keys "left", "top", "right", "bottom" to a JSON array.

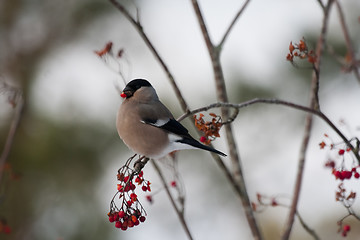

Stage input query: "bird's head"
[{"left": 121, "top": 79, "right": 153, "bottom": 99}]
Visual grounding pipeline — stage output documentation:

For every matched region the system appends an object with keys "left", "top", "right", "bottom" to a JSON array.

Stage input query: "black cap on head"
[{"left": 122, "top": 79, "right": 152, "bottom": 98}]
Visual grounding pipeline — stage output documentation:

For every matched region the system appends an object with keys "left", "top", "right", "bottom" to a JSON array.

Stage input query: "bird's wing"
[{"left": 138, "top": 101, "right": 191, "bottom": 138}]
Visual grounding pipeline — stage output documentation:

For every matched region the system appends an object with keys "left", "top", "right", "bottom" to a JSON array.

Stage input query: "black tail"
[{"left": 177, "top": 137, "right": 227, "bottom": 157}]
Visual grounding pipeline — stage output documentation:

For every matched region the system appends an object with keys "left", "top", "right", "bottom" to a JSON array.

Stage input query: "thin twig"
[
  {"left": 0, "top": 96, "right": 24, "bottom": 186},
  {"left": 151, "top": 160, "right": 193, "bottom": 240},
  {"left": 178, "top": 99, "right": 359, "bottom": 163},
  {"left": 109, "top": 0, "right": 189, "bottom": 112},
  {"left": 282, "top": 1, "right": 335, "bottom": 239},
  {"left": 110, "top": 1, "right": 242, "bottom": 235},
  {"left": 295, "top": 211, "right": 320, "bottom": 240},
  {"left": 335, "top": 0, "right": 360, "bottom": 83},
  {"left": 190, "top": 0, "right": 262, "bottom": 239},
  {"left": 218, "top": 0, "right": 251, "bottom": 48}
]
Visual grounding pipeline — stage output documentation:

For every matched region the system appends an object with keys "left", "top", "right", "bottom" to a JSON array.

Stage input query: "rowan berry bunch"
[
  {"left": 320, "top": 134, "right": 360, "bottom": 237},
  {"left": 286, "top": 38, "right": 317, "bottom": 64},
  {"left": 320, "top": 134, "right": 360, "bottom": 181},
  {"left": 108, "top": 165, "right": 151, "bottom": 231},
  {"left": 194, "top": 113, "right": 223, "bottom": 145}
]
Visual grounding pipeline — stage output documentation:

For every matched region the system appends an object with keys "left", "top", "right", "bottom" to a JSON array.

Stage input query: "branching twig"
[
  {"left": 178, "top": 99, "right": 360, "bottom": 163},
  {"left": 151, "top": 160, "right": 193, "bottom": 240},
  {"left": 335, "top": 0, "right": 360, "bottom": 83},
  {"left": 282, "top": 1, "right": 334, "bottom": 239},
  {"left": 218, "top": 0, "right": 251, "bottom": 48},
  {"left": 190, "top": 1, "right": 262, "bottom": 238},
  {"left": 109, "top": 0, "right": 189, "bottom": 112}
]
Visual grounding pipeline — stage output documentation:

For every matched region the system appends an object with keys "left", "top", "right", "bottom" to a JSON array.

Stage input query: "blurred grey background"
[{"left": 1, "top": 0, "right": 360, "bottom": 239}]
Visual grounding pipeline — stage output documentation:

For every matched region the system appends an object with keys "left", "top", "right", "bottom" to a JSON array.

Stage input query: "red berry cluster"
[
  {"left": 108, "top": 170, "right": 150, "bottom": 231},
  {"left": 320, "top": 135, "right": 360, "bottom": 181},
  {"left": 340, "top": 224, "right": 351, "bottom": 237},
  {"left": 194, "top": 113, "right": 222, "bottom": 145},
  {"left": 332, "top": 167, "right": 360, "bottom": 181},
  {"left": 108, "top": 209, "right": 146, "bottom": 231}
]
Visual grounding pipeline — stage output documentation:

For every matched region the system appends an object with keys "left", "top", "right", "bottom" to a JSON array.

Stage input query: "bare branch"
[
  {"left": 178, "top": 98, "right": 359, "bottom": 163},
  {"left": 316, "top": 0, "right": 326, "bottom": 12},
  {"left": 190, "top": 1, "right": 262, "bottom": 238},
  {"left": 219, "top": 0, "right": 251, "bottom": 48},
  {"left": 282, "top": 1, "right": 335, "bottom": 239},
  {"left": 151, "top": 160, "right": 193, "bottom": 240},
  {"left": 0, "top": 95, "right": 24, "bottom": 186},
  {"left": 335, "top": 0, "right": 360, "bottom": 83},
  {"left": 109, "top": 0, "right": 189, "bottom": 112}
]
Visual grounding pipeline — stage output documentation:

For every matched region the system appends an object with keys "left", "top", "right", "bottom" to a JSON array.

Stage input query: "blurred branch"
[
  {"left": 316, "top": 0, "right": 326, "bottom": 12},
  {"left": 296, "top": 211, "right": 320, "bottom": 240},
  {"left": 190, "top": 0, "right": 262, "bottom": 239},
  {"left": 109, "top": 0, "right": 189, "bottom": 112},
  {"left": 151, "top": 160, "right": 193, "bottom": 240},
  {"left": 282, "top": 1, "right": 334, "bottom": 239},
  {"left": 335, "top": 0, "right": 360, "bottom": 83},
  {"left": 218, "top": 0, "right": 251, "bottom": 48},
  {"left": 0, "top": 92, "right": 24, "bottom": 186}
]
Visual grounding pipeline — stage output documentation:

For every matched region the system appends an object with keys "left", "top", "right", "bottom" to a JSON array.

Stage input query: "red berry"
[
  {"left": 142, "top": 185, "right": 147, "bottom": 191},
  {"left": 170, "top": 181, "right": 177, "bottom": 187},
  {"left": 134, "top": 220, "right": 140, "bottom": 226},
  {"left": 338, "top": 149, "right": 345, "bottom": 155},
  {"left": 109, "top": 215, "right": 115, "bottom": 222},
  {"left": 342, "top": 171, "right": 352, "bottom": 179},
  {"left": 121, "top": 225, "right": 128, "bottom": 231},
  {"left": 139, "top": 216, "right": 146, "bottom": 222},
  {"left": 118, "top": 211, "right": 125, "bottom": 218},
  {"left": 115, "top": 221, "right": 122, "bottom": 228},
  {"left": 334, "top": 170, "right": 342, "bottom": 180},
  {"left": 146, "top": 195, "right": 152, "bottom": 203},
  {"left": 128, "top": 220, "right": 134, "bottom": 228},
  {"left": 354, "top": 172, "right": 360, "bottom": 179},
  {"left": 200, "top": 136, "right": 207, "bottom": 143},
  {"left": 120, "top": 93, "right": 127, "bottom": 98},
  {"left": 343, "top": 224, "right": 351, "bottom": 232},
  {"left": 130, "top": 193, "right": 138, "bottom": 202}
]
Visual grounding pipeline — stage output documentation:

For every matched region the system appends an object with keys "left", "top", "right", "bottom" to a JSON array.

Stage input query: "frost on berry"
[{"left": 108, "top": 162, "right": 151, "bottom": 231}]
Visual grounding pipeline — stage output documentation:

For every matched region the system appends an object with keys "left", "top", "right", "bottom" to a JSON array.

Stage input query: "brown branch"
[
  {"left": 335, "top": 0, "right": 360, "bottom": 83},
  {"left": 178, "top": 99, "right": 360, "bottom": 163},
  {"left": 151, "top": 160, "right": 193, "bottom": 240},
  {"left": 282, "top": 1, "right": 334, "bottom": 239},
  {"left": 109, "top": 0, "right": 189, "bottom": 112},
  {"left": 0, "top": 96, "right": 24, "bottom": 186},
  {"left": 316, "top": 0, "right": 326, "bottom": 11},
  {"left": 109, "top": 2, "right": 245, "bottom": 236},
  {"left": 190, "top": 1, "right": 262, "bottom": 239},
  {"left": 218, "top": 0, "right": 251, "bottom": 48}
]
